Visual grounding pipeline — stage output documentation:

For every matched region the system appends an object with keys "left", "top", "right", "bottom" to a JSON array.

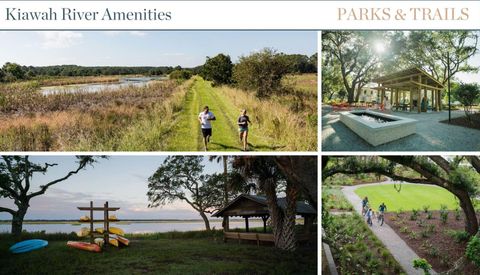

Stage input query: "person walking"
[
  {"left": 198, "top": 106, "right": 216, "bottom": 151},
  {"left": 237, "top": 109, "right": 252, "bottom": 151},
  {"left": 366, "top": 208, "right": 375, "bottom": 226},
  {"left": 362, "top": 196, "right": 369, "bottom": 216}
]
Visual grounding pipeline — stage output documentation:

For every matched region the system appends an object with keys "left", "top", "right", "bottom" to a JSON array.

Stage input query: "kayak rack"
[{"left": 77, "top": 201, "right": 120, "bottom": 249}]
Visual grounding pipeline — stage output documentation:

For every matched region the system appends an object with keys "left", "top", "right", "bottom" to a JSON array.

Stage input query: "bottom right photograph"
[{"left": 322, "top": 155, "right": 480, "bottom": 275}]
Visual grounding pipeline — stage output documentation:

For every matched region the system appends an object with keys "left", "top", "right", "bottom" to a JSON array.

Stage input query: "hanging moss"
[{"left": 448, "top": 167, "right": 480, "bottom": 196}]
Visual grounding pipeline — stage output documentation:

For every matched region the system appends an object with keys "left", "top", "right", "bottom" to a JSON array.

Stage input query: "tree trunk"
[
  {"left": 455, "top": 189, "right": 479, "bottom": 235},
  {"left": 223, "top": 156, "right": 229, "bottom": 231},
  {"left": 280, "top": 182, "right": 298, "bottom": 251},
  {"left": 263, "top": 179, "right": 285, "bottom": 248},
  {"left": 11, "top": 208, "right": 27, "bottom": 240},
  {"left": 199, "top": 211, "right": 211, "bottom": 231},
  {"left": 347, "top": 87, "right": 355, "bottom": 103}
]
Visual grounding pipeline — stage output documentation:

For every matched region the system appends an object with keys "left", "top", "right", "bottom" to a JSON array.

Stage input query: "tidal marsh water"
[
  {"left": 41, "top": 77, "right": 168, "bottom": 95},
  {"left": 0, "top": 220, "right": 264, "bottom": 234}
]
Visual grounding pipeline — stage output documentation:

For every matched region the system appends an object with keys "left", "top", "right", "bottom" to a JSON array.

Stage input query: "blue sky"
[
  {"left": 0, "top": 31, "right": 317, "bottom": 67},
  {"left": 0, "top": 156, "right": 225, "bottom": 220}
]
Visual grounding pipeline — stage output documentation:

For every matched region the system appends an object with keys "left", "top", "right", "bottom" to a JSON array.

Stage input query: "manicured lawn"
[
  {"left": 354, "top": 184, "right": 458, "bottom": 211},
  {"left": 0, "top": 236, "right": 316, "bottom": 274}
]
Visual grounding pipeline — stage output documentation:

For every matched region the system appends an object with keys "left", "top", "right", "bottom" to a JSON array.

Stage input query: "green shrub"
[
  {"left": 447, "top": 230, "right": 470, "bottom": 243},
  {"left": 466, "top": 235, "right": 480, "bottom": 267},
  {"left": 426, "top": 211, "right": 433, "bottom": 220},
  {"left": 413, "top": 258, "right": 432, "bottom": 275},
  {"left": 410, "top": 209, "right": 420, "bottom": 221},
  {"left": 454, "top": 208, "right": 462, "bottom": 220},
  {"left": 422, "top": 205, "right": 430, "bottom": 213}
]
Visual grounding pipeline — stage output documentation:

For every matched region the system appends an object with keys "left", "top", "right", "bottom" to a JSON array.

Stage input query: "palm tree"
[{"left": 233, "top": 156, "right": 298, "bottom": 251}]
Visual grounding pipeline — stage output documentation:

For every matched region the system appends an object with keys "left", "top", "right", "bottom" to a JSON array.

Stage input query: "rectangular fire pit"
[{"left": 339, "top": 110, "right": 417, "bottom": 146}]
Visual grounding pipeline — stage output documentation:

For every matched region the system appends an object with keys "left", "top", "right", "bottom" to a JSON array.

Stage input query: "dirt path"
[
  {"left": 165, "top": 77, "right": 276, "bottom": 151},
  {"left": 342, "top": 182, "right": 437, "bottom": 275}
]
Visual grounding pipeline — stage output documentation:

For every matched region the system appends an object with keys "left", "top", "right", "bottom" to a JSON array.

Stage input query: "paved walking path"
[
  {"left": 322, "top": 105, "right": 480, "bottom": 151},
  {"left": 342, "top": 182, "right": 437, "bottom": 275}
]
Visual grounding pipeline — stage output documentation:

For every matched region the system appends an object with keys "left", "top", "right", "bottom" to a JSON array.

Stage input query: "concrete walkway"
[
  {"left": 342, "top": 183, "right": 437, "bottom": 275},
  {"left": 322, "top": 105, "right": 480, "bottom": 151}
]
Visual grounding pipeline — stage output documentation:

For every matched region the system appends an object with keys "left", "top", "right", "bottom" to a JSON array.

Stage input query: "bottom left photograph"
[{"left": 0, "top": 155, "right": 317, "bottom": 274}]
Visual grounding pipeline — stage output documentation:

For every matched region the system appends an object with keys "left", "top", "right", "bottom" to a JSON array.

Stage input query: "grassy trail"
[{"left": 166, "top": 77, "right": 277, "bottom": 151}]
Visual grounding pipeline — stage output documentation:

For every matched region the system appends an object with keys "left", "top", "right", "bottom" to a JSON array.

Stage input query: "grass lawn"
[
  {"left": 0, "top": 236, "right": 316, "bottom": 274},
  {"left": 354, "top": 184, "right": 459, "bottom": 211}
]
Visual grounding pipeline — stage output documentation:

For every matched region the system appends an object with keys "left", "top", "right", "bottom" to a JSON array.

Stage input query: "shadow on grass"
[{"left": 210, "top": 142, "right": 286, "bottom": 151}]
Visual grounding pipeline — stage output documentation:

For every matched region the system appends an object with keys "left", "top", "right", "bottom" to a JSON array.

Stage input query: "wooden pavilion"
[
  {"left": 372, "top": 67, "right": 444, "bottom": 113},
  {"left": 212, "top": 194, "right": 316, "bottom": 245}
]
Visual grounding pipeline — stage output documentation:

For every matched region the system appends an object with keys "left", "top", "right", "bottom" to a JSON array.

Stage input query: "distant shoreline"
[{"left": 0, "top": 219, "right": 261, "bottom": 224}]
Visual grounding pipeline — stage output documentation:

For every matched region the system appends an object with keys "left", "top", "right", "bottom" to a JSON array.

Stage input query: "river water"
[
  {"left": 0, "top": 220, "right": 264, "bottom": 234},
  {"left": 40, "top": 76, "right": 168, "bottom": 95}
]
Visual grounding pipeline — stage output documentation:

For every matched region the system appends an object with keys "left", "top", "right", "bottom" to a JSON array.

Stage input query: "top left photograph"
[{"left": 0, "top": 31, "right": 318, "bottom": 152}]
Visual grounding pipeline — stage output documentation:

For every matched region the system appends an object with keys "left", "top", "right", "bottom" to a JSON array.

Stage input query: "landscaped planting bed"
[{"left": 385, "top": 209, "right": 480, "bottom": 273}]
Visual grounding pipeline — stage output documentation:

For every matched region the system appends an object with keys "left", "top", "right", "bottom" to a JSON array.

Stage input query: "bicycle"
[{"left": 378, "top": 211, "right": 385, "bottom": 226}]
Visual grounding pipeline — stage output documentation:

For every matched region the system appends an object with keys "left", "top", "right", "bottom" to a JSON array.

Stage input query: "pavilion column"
[
  {"left": 438, "top": 90, "right": 442, "bottom": 111},
  {"left": 245, "top": 216, "right": 249, "bottom": 232},
  {"left": 430, "top": 90, "right": 435, "bottom": 112},
  {"left": 417, "top": 75, "right": 422, "bottom": 113},
  {"left": 395, "top": 89, "right": 399, "bottom": 109},
  {"left": 390, "top": 90, "right": 393, "bottom": 105},
  {"left": 262, "top": 216, "right": 268, "bottom": 233}
]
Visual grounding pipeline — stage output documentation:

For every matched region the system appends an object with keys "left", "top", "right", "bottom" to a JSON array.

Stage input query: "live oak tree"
[
  {"left": 147, "top": 156, "right": 228, "bottom": 231},
  {"left": 233, "top": 156, "right": 317, "bottom": 251},
  {"left": 233, "top": 48, "right": 290, "bottom": 98},
  {"left": 0, "top": 156, "right": 97, "bottom": 239},
  {"left": 201, "top": 54, "right": 233, "bottom": 85},
  {"left": 402, "top": 31, "right": 479, "bottom": 85},
  {"left": 322, "top": 31, "right": 382, "bottom": 103}
]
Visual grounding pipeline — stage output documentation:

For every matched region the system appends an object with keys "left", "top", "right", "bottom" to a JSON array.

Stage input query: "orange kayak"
[{"left": 67, "top": 241, "right": 101, "bottom": 253}]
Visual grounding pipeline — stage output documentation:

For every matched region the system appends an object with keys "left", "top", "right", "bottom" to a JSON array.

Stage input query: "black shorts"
[{"left": 201, "top": 128, "right": 212, "bottom": 137}]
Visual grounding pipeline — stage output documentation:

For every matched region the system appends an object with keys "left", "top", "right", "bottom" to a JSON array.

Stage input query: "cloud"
[
  {"left": 39, "top": 31, "right": 83, "bottom": 49},
  {"left": 129, "top": 31, "right": 147, "bottom": 37},
  {"left": 103, "top": 31, "right": 147, "bottom": 37}
]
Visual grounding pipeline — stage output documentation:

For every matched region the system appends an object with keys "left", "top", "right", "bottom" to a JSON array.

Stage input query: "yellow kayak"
[
  {"left": 79, "top": 216, "right": 90, "bottom": 222},
  {"left": 76, "top": 227, "right": 90, "bottom": 237},
  {"left": 109, "top": 238, "right": 119, "bottom": 247},
  {"left": 95, "top": 227, "right": 124, "bottom": 236}
]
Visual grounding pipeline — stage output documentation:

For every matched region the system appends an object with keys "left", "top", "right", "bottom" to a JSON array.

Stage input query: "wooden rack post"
[{"left": 77, "top": 201, "right": 120, "bottom": 249}]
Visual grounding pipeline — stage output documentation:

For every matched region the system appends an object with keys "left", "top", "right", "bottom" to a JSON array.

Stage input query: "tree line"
[
  {"left": 322, "top": 31, "right": 479, "bottom": 104},
  {"left": 0, "top": 63, "right": 178, "bottom": 82}
]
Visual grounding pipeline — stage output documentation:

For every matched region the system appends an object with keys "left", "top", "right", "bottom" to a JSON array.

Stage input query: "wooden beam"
[
  {"left": 410, "top": 80, "right": 444, "bottom": 91},
  {"left": 245, "top": 216, "right": 249, "bottom": 233}
]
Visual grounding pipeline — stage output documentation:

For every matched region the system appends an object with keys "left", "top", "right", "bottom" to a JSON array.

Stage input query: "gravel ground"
[{"left": 322, "top": 105, "right": 480, "bottom": 151}]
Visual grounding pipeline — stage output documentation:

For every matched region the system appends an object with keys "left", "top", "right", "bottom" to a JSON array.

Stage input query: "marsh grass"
[
  {"left": 0, "top": 80, "right": 191, "bottom": 151},
  {"left": 0, "top": 74, "right": 316, "bottom": 151}
]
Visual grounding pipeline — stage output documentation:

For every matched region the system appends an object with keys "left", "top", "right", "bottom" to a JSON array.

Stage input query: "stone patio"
[{"left": 322, "top": 105, "right": 480, "bottom": 151}]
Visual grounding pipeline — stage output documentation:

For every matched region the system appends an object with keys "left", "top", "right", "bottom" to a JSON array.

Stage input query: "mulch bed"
[
  {"left": 439, "top": 113, "right": 480, "bottom": 130},
  {"left": 385, "top": 211, "right": 480, "bottom": 274}
]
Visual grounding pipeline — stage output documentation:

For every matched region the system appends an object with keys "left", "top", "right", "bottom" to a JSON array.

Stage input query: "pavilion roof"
[
  {"left": 372, "top": 67, "right": 444, "bottom": 90},
  {"left": 212, "top": 194, "right": 316, "bottom": 218}
]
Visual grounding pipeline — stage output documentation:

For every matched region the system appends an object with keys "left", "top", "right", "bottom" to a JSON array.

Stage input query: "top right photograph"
[{"left": 322, "top": 31, "right": 480, "bottom": 152}]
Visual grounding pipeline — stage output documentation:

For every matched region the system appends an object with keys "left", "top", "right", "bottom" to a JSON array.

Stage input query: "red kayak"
[{"left": 67, "top": 241, "right": 101, "bottom": 253}]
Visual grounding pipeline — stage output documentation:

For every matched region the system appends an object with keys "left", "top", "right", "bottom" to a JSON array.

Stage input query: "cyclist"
[
  {"left": 378, "top": 202, "right": 387, "bottom": 226},
  {"left": 361, "top": 196, "right": 369, "bottom": 215}
]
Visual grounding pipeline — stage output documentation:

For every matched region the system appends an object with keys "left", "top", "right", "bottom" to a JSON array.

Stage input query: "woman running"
[{"left": 237, "top": 109, "right": 252, "bottom": 151}]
